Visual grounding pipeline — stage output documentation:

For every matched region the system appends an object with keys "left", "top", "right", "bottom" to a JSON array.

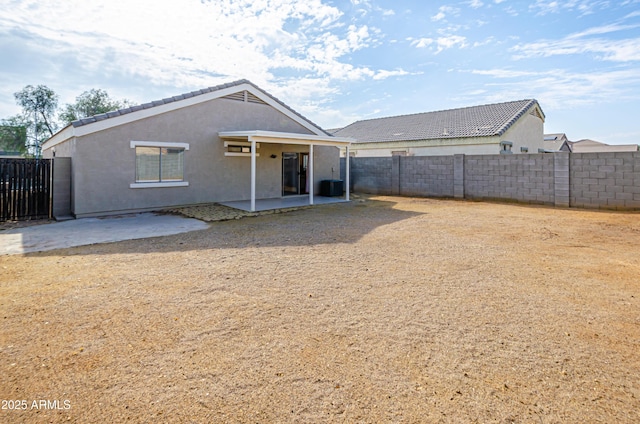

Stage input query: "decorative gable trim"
[{"left": 529, "top": 107, "right": 544, "bottom": 120}]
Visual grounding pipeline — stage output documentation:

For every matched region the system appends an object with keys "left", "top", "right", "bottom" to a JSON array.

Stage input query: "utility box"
[{"left": 321, "top": 179, "right": 343, "bottom": 197}]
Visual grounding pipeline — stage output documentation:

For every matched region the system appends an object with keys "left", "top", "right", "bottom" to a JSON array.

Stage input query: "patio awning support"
[
  {"left": 345, "top": 145, "right": 350, "bottom": 201},
  {"left": 309, "top": 144, "right": 314, "bottom": 205},
  {"left": 251, "top": 139, "right": 256, "bottom": 212},
  {"left": 218, "top": 130, "right": 353, "bottom": 212}
]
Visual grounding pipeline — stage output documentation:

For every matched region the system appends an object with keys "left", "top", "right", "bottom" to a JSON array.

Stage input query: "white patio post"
[
  {"left": 250, "top": 138, "right": 256, "bottom": 212},
  {"left": 309, "top": 144, "right": 314, "bottom": 205},
  {"left": 345, "top": 145, "right": 350, "bottom": 201}
]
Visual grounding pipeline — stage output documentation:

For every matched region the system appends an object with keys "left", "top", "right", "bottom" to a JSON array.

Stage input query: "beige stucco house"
[
  {"left": 560, "top": 138, "right": 639, "bottom": 153},
  {"left": 332, "top": 99, "right": 545, "bottom": 157},
  {"left": 42, "top": 80, "right": 352, "bottom": 218},
  {"left": 543, "top": 133, "right": 638, "bottom": 153},
  {"left": 543, "top": 133, "right": 569, "bottom": 152}
]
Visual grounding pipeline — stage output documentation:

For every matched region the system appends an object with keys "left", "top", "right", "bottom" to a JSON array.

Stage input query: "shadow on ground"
[{"left": 20, "top": 196, "right": 425, "bottom": 257}]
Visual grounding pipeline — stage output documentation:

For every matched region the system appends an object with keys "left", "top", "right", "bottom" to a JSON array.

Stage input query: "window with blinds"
[{"left": 135, "top": 146, "right": 184, "bottom": 182}]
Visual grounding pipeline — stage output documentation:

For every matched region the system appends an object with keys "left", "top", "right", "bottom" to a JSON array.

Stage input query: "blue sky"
[{"left": 1, "top": 0, "right": 639, "bottom": 144}]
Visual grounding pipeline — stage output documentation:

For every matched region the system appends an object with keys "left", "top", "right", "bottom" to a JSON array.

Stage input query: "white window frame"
[
  {"left": 130, "top": 140, "right": 190, "bottom": 188},
  {"left": 224, "top": 141, "right": 260, "bottom": 157}
]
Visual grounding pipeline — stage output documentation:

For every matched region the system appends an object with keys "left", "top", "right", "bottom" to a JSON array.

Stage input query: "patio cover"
[{"left": 219, "top": 130, "right": 353, "bottom": 212}]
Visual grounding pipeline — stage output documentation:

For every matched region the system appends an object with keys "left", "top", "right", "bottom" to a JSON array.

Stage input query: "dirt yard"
[{"left": 1, "top": 196, "right": 639, "bottom": 423}]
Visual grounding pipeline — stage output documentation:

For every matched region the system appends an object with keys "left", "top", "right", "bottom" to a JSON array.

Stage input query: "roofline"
[
  {"left": 42, "top": 79, "right": 331, "bottom": 151},
  {"left": 340, "top": 99, "right": 544, "bottom": 127},
  {"left": 219, "top": 130, "right": 353, "bottom": 147},
  {"left": 346, "top": 135, "right": 501, "bottom": 150},
  {"left": 334, "top": 99, "right": 546, "bottom": 143}
]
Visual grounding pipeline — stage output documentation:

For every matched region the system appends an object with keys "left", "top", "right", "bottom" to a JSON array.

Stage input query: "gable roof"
[
  {"left": 332, "top": 99, "right": 544, "bottom": 143},
  {"left": 543, "top": 133, "right": 569, "bottom": 151},
  {"left": 544, "top": 133, "right": 568, "bottom": 142},
  {"left": 562, "top": 139, "right": 639, "bottom": 153},
  {"left": 43, "top": 79, "right": 331, "bottom": 150}
]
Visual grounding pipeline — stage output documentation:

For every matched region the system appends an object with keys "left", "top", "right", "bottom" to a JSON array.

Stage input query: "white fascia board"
[
  {"left": 66, "top": 84, "right": 256, "bottom": 139},
  {"left": 535, "top": 104, "right": 545, "bottom": 122},
  {"left": 219, "top": 130, "right": 353, "bottom": 147},
  {"left": 350, "top": 136, "right": 499, "bottom": 150},
  {"left": 41, "top": 125, "right": 75, "bottom": 151}
]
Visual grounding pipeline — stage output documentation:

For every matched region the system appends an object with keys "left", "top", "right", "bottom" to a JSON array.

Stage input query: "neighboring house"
[
  {"left": 560, "top": 139, "right": 639, "bottom": 153},
  {"left": 42, "top": 80, "right": 352, "bottom": 218},
  {"left": 542, "top": 133, "right": 569, "bottom": 152},
  {"left": 331, "top": 99, "right": 545, "bottom": 157}
]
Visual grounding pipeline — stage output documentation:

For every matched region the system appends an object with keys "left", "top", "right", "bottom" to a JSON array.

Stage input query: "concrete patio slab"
[
  {"left": 0, "top": 213, "right": 209, "bottom": 255},
  {"left": 220, "top": 195, "right": 348, "bottom": 212}
]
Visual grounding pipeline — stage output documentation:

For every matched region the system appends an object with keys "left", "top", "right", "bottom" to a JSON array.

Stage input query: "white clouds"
[
  {"left": 349, "top": 0, "right": 394, "bottom": 18},
  {"left": 529, "top": 0, "right": 612, "bottom": 16},
  {"left": 431, "top": 6, "right": 460, "bottom": 22},
  {"left": 468, "top": 67, "right": 640, "bottom": 109},
  {"left": 431, "top": 12, "right": 446, "bottom": 22},
  {"left": 372, "top": 69, "right": 416, "bottom": 80},
  {"left": 411, "top": 35, "right": 467, "bottom": 53},
  {"left": 2, "top": 0, "right": 640, "bottom": 140},
  {"left": 435, "top": 35, "right": 468, "bottom": 52},
  {"left": 512, "top": 38, "right": 640, "bottom": 62},
  {"left": 0, "top": 0, "right": 412, "bottom": 118},
  {"left": 411, "top": 38, "right": 434, "bottom": 48},
  {"left": 512, "top": 23, "right": 640, "bottom": 62}
]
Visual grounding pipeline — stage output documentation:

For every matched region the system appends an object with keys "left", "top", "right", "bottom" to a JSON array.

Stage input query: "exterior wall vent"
[
  {"left": 247, "top": 92, "right": 267, "bottom": 105},
  {"left": 222, "top": 90, "right": 268, "bottom": 105},
  {"left": 500, "top": 140, "right": 513, "bottom": 155}
]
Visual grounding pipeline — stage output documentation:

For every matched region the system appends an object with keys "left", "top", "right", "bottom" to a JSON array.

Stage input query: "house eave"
[
  {"left": 349, "top": 136, "right": 500, "bottom": 150},
  {"left": 42, "top": 124, "right": 75, "bottom": 151},
  {"left": 219, "top": 130, "right": 353, "bottom": 147}
]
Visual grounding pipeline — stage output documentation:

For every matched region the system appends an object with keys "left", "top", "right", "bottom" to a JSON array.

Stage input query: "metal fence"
[{"left": 0, "top": 158, "right": 51, "bottom": 222}]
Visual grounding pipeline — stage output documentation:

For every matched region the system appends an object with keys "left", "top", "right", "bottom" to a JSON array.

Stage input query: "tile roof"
[
  {"left": 566, "top": 139, "right": 639, "bottom": 153},
  {"left": 70, "top": 79, "right": 330, "bottom": 136},
  {"left": 332, "top": 99, "right": 543, "bottom": 143}
]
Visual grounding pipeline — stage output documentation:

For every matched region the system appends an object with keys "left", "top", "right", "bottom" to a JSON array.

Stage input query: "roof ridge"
[
  {"left": 333, "top": 98, "right": 544, "bottom": 143},
  {"left": 344, "top": 99, "right": 536, "bottom": 126},
  {"left": 71, "top": 79, "right": 251, "bottom": 128}
]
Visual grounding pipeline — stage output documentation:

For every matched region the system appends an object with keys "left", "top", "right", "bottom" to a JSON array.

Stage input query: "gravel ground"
[{"left": 1, "top": 195, "right": 639, "bottom": 423}]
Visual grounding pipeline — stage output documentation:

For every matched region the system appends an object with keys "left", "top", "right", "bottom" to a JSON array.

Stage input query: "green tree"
[
  {"left": 0, "top": 116, "right": 28, "bottom": 156},
  {"left": 14, "top": 85, "right": 59, "bottom": 157},
  {"left": 59, "top": 89, "right": 132, "bottom": 125}
]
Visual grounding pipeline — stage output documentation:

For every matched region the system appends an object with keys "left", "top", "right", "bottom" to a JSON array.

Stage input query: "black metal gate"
[{"left": 0, "top": 158, "right": 51, "bottom": 222}]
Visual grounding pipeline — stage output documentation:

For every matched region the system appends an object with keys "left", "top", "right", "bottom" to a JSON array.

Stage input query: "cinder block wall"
[
  {"left": 349, "top": 157, "right": 394, "bottom": 194},
  {"left": 340, "top": 151, "right": 640, "bottom": 210},
  {"left": 464, "top": 154, "right": 555, "bottom": 205},
  {"left": 400, "top": 156, "right": 454, "bottom": 197},
  {"left": 570, "top": 152, "right": 640, "bottom": 210}
]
